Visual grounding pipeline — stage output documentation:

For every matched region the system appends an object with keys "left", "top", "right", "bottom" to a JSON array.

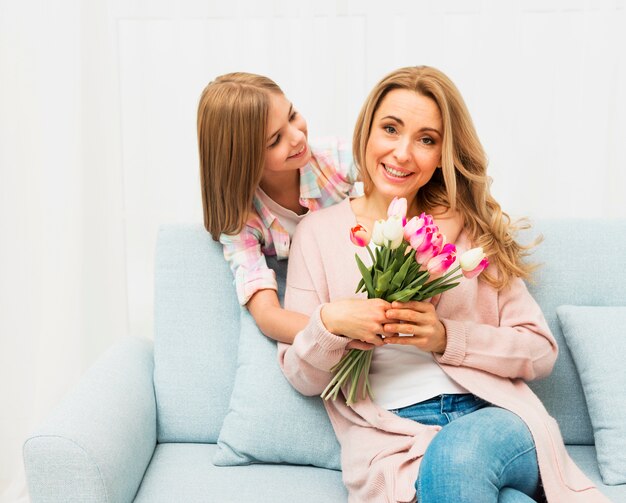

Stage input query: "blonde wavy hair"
[
  {"left": 197, "top": 72, "right": 282, "bottom": 240},
  {"left": 353, "top": 66, "right": 537, "bottom": 290}
]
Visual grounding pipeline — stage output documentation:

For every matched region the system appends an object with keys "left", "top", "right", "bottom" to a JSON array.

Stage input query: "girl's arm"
[
  {"left": 219, "top": 215, "right": 278, "bottom": 306},
  {"left": 247, "top": 289, "right": 307, "bottom": 344}
]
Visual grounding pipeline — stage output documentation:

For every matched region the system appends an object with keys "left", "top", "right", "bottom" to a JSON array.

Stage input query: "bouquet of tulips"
[{"left": 321, "top": 197, "right": 489, "bottom": 405}]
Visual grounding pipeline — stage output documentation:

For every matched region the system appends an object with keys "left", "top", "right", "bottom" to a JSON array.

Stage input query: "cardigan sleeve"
[
  {"left": 436, "top": 276, "right": 558, "bottom": 381},
  {"left": 277, "top": 222, "right": 350, "bottom": 396}
]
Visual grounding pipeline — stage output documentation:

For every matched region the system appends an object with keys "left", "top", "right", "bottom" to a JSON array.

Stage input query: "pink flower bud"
[
  {"left": 349, "top": 224, "right": 370, "bottom": 247},
  {"left": 410, "top": 225, "right": 435, "bottom": 252},
  {"left": 430, "top": 230, "right": 445, "bottom": 252},
  {"left": 419, "top": 212, "right": 434, "bottom": 226},
  {"left": 416, "top": 242, "right": 438, "bottom": 265},
  {"left": 387, "top": 197, "right": 408, "bottom": 225},
  {"left": 426, "top": 243, "right": 457, "bottom": 279},
  {"left": 403, "top": 216, "right": 425, "bottom": 242}
]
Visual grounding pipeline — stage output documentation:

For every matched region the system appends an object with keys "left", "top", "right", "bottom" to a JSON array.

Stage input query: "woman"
[{"left": 278, "top": 66, "right": 608, "bottom": 502}]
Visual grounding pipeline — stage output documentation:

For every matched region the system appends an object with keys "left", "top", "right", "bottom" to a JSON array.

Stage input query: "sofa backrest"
[
  {"left": 153, "top": 225, "right": 242, "bottom": 443},
  {"left": 153, "top": 219, "right": 626, "bottom": 445},
  {"left": 520, "top": 219, "right": 626, "bottom": 444}
]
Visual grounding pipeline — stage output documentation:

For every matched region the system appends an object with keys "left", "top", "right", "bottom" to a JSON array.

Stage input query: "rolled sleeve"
[
  {"left": 220, "top": 223, "right": 278, "bottom": 305},
  {"left": 234, "top": 257, "right": 278, "bottom": 305}
]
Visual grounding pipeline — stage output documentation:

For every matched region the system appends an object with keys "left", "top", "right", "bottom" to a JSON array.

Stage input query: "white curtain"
[
  {"left": 0, "top": 1, "right": 128, "bottom": 500},
  {"left": 1, "top": 1, "right": 625, "bottom": 501}
]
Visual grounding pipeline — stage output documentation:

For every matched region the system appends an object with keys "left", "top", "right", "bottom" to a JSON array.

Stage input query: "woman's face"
[
  {"left": 365, "top": 88, "right": 443, "bottom": 210},
  {"left": 263, "top": 92, "right": 311, "bottom": 174}
]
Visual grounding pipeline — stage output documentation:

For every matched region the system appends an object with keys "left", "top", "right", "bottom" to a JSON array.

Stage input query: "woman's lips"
[{"left": 381, "top": 163, "right": 413, "bottom": 182}]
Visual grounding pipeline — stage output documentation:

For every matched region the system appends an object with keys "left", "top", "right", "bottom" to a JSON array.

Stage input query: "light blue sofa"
[{"left": 23, "top": 220, "right": 626, "bottom": 502}]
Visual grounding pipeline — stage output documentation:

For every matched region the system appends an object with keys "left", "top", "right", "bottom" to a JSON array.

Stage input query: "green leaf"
[
  {"left": 375, "top": 268, "right": 394, "bottom": 296},
  {"left": 355, "top": 254, "right": 375, "bottom": 297},
  {"left": 402, "top": 261, "right": 420, "bottom": 287},
  {"left": 386, "top": 284, "right": 422, "bottom": 302},
  {"left": 402, "top": 270, "right": 429, "bottom": 291},
  {"left": 391, "top": 252, "right": 414, "bottom": 289},
  {"left": 417, "top": 281, "right": 460, "bottom": 299},
  {"left": 355, "top": 277, "right": 365, "bottom": 294}
]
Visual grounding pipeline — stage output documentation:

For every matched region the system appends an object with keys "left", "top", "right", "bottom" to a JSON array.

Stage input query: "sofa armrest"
[{"left": 23, "top": 336, "right": 156, "bottom": 503}]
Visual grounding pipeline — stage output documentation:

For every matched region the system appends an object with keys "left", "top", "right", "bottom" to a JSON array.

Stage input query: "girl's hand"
[
  {"left": 321, "top": 298, "right": 390, "bottom": 347},
  {"left": 382, "top": 301, "right": 447, "bottom": 353}
]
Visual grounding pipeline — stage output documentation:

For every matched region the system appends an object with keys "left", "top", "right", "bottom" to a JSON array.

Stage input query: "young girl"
[
  {"left": 198, "top": 72, "right": 370, "bottom": 344},
  {"left": 278, "top": 66, "right": 609, "bottom": 502}
]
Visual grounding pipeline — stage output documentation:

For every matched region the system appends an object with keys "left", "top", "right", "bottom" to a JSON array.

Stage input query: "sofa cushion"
[
  {"left": 566, "top": 446, "right": 626, "bottom": 501},
  {"left": 518, "top": 219, "right": 626, "bottom": 444},
  {"left": 213, "top": 308, "right": 341, "bottom": 470},
  {"left": 134, "top": 443, "right": 347, "bottom": 503},
  {"left": 557, "top": 305, "right": 626, "bottom": 485}
]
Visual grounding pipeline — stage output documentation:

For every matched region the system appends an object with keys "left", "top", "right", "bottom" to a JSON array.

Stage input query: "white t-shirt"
[
  {"left": 256, "top": 187, "right": 308, "bottom": 238},
  {"left": 369, "top": 344, "right": 468, "bottom": 410}
]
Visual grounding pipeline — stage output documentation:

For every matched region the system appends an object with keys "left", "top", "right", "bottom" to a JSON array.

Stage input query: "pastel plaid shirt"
[{"left": 220, "top": 138, "right": 362, "bottom": 305}]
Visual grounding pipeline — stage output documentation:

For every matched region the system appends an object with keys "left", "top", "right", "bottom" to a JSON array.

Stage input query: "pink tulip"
[
  {"left": 430, "top": 230, "right": 445, "bottom": 252},
  {"left": 387, "top": 197, "right": 408, "bottom": 225},
  {"left": 420, "top": 212, "right": 434, "bottom": 226},
  {"left": 426, "top": 243, "right": 457, "bottom": 278},
  {"left": 349, "top": 224, "right": 370, "bottom": 247},
  {"left": 403, "top": 215, "right": 425, "bottom": 242},
  {"left": 416, "top": 242, "right": 439, "bottom": 265},
  {"left": 410, "top": 225, "right": 435, "bottom": 252}
]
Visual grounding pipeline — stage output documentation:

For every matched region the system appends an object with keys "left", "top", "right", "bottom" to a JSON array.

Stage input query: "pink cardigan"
[{"left": 278, "top": 199, "right": 609, "bottom": 503}]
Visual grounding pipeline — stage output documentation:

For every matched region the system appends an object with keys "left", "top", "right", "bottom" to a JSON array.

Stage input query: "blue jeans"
[{"left": 391, "top": 394, "right": 540, "bottom": 503}]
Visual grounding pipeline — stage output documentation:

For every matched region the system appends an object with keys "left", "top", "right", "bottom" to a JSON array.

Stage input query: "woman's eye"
[
  {"left": 383, "top": 125, "right": 397, "bottom": 134},
  {"left": 421, "top": 137, "right": 434, "bottom": 145},
  {"left": 289, "top": 111, "right": 298, "bottom": 121}
]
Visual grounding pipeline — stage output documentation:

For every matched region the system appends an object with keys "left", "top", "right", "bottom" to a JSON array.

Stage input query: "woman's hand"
[
  {"left": 382, "top": 301, "right": 447, "bottom": 353},
  {"left": 320, "top": 298, "right": 391, "bottom": 347}
]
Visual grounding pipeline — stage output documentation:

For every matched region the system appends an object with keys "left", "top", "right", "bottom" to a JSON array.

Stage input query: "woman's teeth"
[{"left": 383, "top": 164, "right": 410, "bottom": 177}]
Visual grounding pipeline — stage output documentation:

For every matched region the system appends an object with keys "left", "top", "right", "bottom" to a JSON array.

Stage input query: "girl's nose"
[{"left": 288, "top": 124, "right": 306, "bottom": 146}]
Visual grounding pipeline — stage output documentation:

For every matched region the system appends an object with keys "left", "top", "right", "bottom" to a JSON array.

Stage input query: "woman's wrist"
[{"left": 320, "top": 302, "right": 340, "bottom": 335}]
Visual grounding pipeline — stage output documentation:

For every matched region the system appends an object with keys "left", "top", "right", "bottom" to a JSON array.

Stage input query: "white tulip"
[
  {"left": 460, "top": 247, "right": 487, "bottom": 271},
  {"left": 371, "top": 219, "right": 386, "bottom": 246},
  {"left": 383, "top": 216, "right": 404, "bottom": 250}
]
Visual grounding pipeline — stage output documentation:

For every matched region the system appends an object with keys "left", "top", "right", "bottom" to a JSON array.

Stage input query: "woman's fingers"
[{"left": 346, "top": 340, "right": 377, "bottom": 350}]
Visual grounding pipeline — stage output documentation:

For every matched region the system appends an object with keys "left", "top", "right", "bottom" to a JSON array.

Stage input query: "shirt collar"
[{"left": 298, "top": 161, "right": 322, "bottom": 200}]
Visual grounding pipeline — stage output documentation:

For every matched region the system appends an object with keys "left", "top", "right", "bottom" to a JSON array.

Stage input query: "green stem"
[
  {"left": 365, "top": 244, "right": 376, "bottom": 266},
  {"left": 321, "top": 350, "right": 367, "bottom": 400}
]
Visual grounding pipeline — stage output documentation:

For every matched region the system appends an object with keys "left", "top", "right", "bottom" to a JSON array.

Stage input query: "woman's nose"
[{"left": 393, "top": 139, "right": 411, "bottom": 163}]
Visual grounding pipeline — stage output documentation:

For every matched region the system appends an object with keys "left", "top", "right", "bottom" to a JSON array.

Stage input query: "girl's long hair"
[
  {"left": 197, "top": 72, "right": 282, "bottom": 240},
  {"left": 353, "top": 66, "right": 537, "bottom": 290}
]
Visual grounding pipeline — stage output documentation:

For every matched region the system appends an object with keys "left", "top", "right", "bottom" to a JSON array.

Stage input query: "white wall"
[{"left": 1, "top": 0, "right": 625, "bottom": 500}]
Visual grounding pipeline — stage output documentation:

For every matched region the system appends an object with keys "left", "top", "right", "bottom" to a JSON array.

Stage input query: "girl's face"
[
  {"left": 263, "top": 92, "right": 311, "bottom": 174},
  {"left": 365, "top": 88, "right": 443, "bottom": 212}
]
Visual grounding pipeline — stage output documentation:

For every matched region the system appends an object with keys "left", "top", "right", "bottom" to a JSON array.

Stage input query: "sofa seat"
[
  {"left": 566, "top": 446, "right": 626, "bottom": 501},
  {"left": 133, "top": 443, "right": 348, "bottom": 503}
]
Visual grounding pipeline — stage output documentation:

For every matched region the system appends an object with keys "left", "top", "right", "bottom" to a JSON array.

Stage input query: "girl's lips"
[{"left": 288, "top": 143, "right": 308, "bottom": 159}]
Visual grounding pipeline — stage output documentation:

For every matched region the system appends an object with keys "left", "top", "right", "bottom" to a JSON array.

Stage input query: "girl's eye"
[
  {"left": 289, "top": 111, "right": 298, "bottom": 121},
  {"left": 383, "top": 125, "right": 397, "bottom": 134},
  {"left": 268, "top": 135, "right": 280, "bottom": 148},
  {"left": 421, "top": 137, "right": 435, "bottom": 145}
]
